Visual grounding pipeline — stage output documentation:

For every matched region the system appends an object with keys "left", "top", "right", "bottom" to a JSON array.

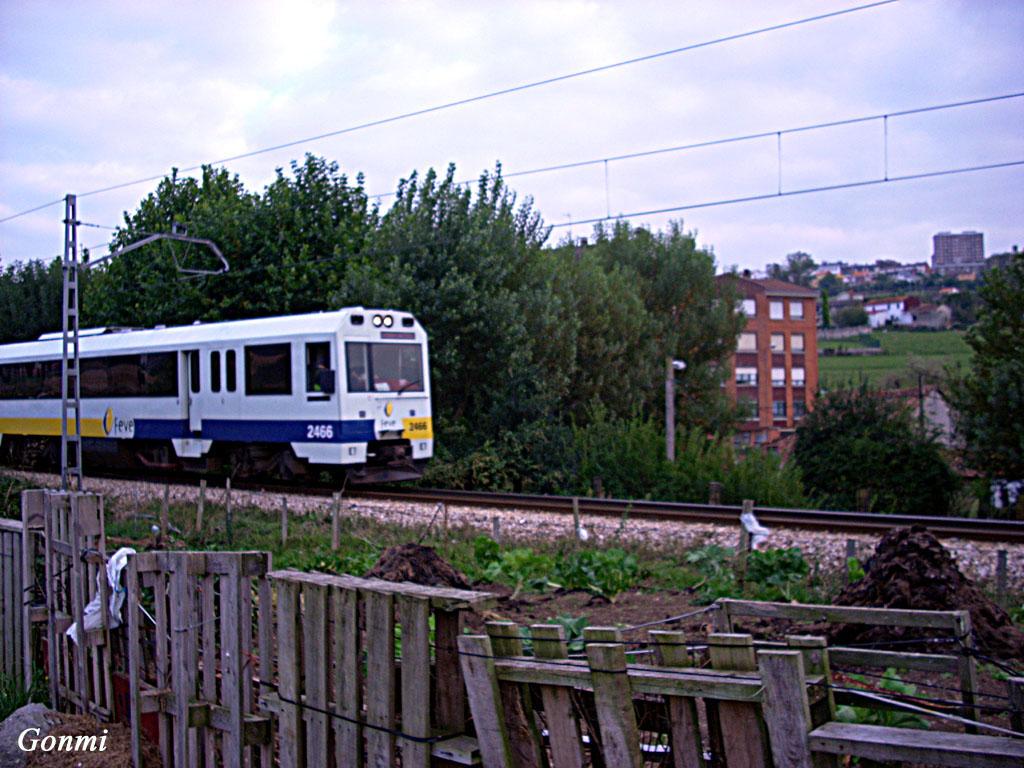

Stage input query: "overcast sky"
[{"left": 1, "top": 0, "right": 1021, "bottom": 273}]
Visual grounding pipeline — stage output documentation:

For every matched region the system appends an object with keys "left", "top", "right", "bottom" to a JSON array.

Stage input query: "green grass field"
[{"left": 818, "top": 330, "right": 972, "bottom": 388}]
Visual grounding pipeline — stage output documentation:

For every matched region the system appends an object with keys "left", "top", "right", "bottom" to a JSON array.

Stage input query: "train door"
[
  {"left": 184, "top": 350, "right": 202, "bottom": 433},
  {"left": 202, "top": 347, "right": 241, "bottom": 421}
]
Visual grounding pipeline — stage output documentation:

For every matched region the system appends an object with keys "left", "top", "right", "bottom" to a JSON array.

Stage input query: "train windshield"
[{"left": 345, "top": 342, "right": 424, "bottom": 393}]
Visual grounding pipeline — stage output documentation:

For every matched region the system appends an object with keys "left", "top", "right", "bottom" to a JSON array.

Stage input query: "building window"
[
  {"left": 245, "top": 343, "right": 292, "bottom": 396},
  {"left": 770, "top": 301, "right": 784, "bottom": 320},
  {"left": 773, "top": 400, "right": 787, "bottom": 418},
  {"left": 771, "top": 367, "right": 786, "bottom": 386},
  {"left": 792, "top": 333, "right": 805, "bottom": 352},
  {"left": 737, "top": 332, "right": 757, "bottom": 352},
  {"left": 792, "top": 367, "right": 805, "bottom": 386},
  {"left": 770, "top": 333, "right": 785, "bottom": 352},
  {"left": 736, "top": 367, "right": 757, "bottom": 386},
  {"left": 790, "top": 300, "right": 805, "bottom": 319},
  {"left": 739, "top": 398, "right": 758, "bottom": 420},
  {"left": 741, "top": 299, "right": 756, "bottom": 316},
  {"left": 793, "top": 399, "right": 806, "bottom": 418}
]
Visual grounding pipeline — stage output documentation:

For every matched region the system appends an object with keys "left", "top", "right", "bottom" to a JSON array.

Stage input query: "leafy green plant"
[
  {"left": 847, "top": 556, "right": 866, "bottom": 583},
  {"left": 685, "top": 544, "right": 739, "bottom": 603},
  {"left": 469, "top": 537, "right": 554, "bottom": 598},
  {"left": 746, "top": 547, "right": 810, "bottom": 601},
  {"left": 553, "top": 548, "right": 643, "bottom": 602},
  {"left": 0, "top": 668, "right": 47, "bottom": 722},
  {"left": 835, "top": 669, "right": 930, "bottom": 730}
]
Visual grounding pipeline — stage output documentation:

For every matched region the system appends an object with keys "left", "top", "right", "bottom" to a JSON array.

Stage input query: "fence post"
[
  {"left": 650, "top": 630, "right": 704, "bottom": 768},
  {"left": 952, "top": 611, "right": 980, "bottom": 734},
  {"left": 225, "top": 478, "right": 233, "bottom": 546},
  {"left": 486, "top": 621, "right": 544, "bottom": 768},
  {"left": 995, "top": 549, "right": 1008, "bottom": 608},
  {"left": 331, "top": 492, "right": 341, "bottom": 550},
  {"left": 398, "top": 596, "right": 432, "bottom": 768},
  {"left": 196, "top": 479, "right": 206, "bottom": 534},
  {"left": 1009, "top": 677, "right": 1024, "bottom": 734},
  {"left": 757, "top": 650, "right": 815, "bottom": 768},
  {"left": 277, "top": 580, "right": 305, "bottom": 768},
  {"left": 491, "top": 515, "right": 501, "bottom": 543},
  {"left": 458, "top": 634, "right": 513, "bottom": 768},
  {"left": 736, "top": 500, "right": 754, "bottom": 589},
  {"left": 708, "top": 481, "right": 723, "bottom": 505},
  {"left": 280, "top": 497, "right": 288, "bottom": 546},
  {"left": 709, "top": 633, "right": 767, "bottom": 768},
  {"left": 572, "top": 497, "right": 581, "bottom": 543},
  {"left": 586, "top": 642, "right": 643, "bottom": 768},
  {"left": 160, "top": 484, "right": 170, "bottom": 540},
  {"left": 531, "top": 625, "right": 585, "bottom": 768}
]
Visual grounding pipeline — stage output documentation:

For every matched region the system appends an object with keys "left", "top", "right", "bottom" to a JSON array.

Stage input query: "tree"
[
  {"left": 948, "top": 252, "right": 1024, "bottom": 481},
  {"left": 834, "top": 304, "right": 868, "bottom": 328},
  {"left": 820, "top": 290, "right": 831, "bottom": 329},
  {"left": 0, "top": 258, "right": 65, "bottom": 343},
  {"left": 586, "top": 221, "right": 746, "bottom": 433},
  {"left": 819, "top": 272, "right": 843, "bottom": 296},
  {"left": 793, "top": 385, "right": 959, "bottom": 516},
  {"left": 768, "top": 251, "right": 817, "bottom": 286}
]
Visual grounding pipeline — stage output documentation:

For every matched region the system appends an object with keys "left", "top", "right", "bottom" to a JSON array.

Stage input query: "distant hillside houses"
[{"left": 812, "top": 260, "right": 931, "bottom": 287}]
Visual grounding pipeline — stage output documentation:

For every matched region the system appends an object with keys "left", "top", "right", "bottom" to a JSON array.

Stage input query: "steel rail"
[{"left": 348, "top": 487, "right": 1024, "bottom": 543}]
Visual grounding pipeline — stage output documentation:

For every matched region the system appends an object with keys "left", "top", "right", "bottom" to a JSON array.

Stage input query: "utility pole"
[
  {"left": 61, "top": 194, "right": 83, "bottom": 491},
  {"left": 665, "top": 358, "right": 686, "bottom": 462},
  {"left": 55, "top": 198, "right": 229, "bottom": 489}
]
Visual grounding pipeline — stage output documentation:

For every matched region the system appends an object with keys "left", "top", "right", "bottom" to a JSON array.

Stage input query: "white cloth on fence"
[
  {"left": 66, "top": 547, "right": 136, "bottom": 645},
  {"left": 740, "top": 509, "right": 771, "bottom": 548}
]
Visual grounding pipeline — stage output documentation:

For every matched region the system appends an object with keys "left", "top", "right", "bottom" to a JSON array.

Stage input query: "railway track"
[
  {"left": 349, "top": 487, "right": 1024, "bottom": 544},
  {"left": 7, "top": 468, "right": 1023, "bottom": 543}
]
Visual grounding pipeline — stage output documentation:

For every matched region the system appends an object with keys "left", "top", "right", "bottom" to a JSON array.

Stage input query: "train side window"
[
  {"left": 245, "top": 343, "right": 292, "bottom": 396},
  {"left": 210, "top": 350, "right": 221, "bottom": 393},
  {"left": 189, "top": 351, "right": 201, "bottom": 394},
  {"left": 345, "top": 342, "right": 370, "bottom": 393},
  {"left": 306, "top": 341, "right": 334, "bottom": 395},
  {"left": 226, "top": 350, "right": 237, "bottom": 392}
]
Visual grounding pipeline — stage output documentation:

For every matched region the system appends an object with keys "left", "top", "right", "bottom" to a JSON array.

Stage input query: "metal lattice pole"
[{"left": 61, "top": 194, "right": 83, "bottom": 491}]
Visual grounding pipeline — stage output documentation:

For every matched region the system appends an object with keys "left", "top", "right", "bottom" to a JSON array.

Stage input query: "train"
[{"left": 0, "top": 308, "right": 433, "bottom": 483}]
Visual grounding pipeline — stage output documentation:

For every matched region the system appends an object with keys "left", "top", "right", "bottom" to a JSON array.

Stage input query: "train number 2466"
[{"left": 306, "top": 424, "right": 335, "bottom": 440}]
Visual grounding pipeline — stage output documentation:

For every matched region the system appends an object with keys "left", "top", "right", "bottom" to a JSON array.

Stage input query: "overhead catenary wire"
[
  {"left": 549, "top": 158, "right": 1024, "bottom": 228},
  {"left": 0, "top": 0, "right": 899, "bottom": 224},
  {"left": 367, "top": 89, "right": 1024, "bottom": 199}
]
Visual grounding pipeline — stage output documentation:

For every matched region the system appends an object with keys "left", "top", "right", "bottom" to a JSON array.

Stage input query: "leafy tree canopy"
[
  {"left": 767, "top": 251, "right": 817, "bottom": 286},
  {"left": 793, "top": 384, "right": 959, "bottom": 516},
  {"left": 948, "top": 252, "right": 1024, "bottom": 480}
]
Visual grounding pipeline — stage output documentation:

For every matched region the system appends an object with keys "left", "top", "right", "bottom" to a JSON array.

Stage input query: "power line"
[
  {"left": 367, "top": 90, "right": 1024, "bottom": 199},
  {"left": 548, "top": 158, "right": 1024, "bottom": 228},
  {"left": 0, "top": 0, "right": 898, "bottom": 223}
]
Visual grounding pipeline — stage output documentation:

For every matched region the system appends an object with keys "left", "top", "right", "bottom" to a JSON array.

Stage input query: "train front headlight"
[
  {"left": 372, "top": 314, "right": 383, "bottom": 327},
  {"left": 383, "top": 315, "right": 394, "bottom": 328}
]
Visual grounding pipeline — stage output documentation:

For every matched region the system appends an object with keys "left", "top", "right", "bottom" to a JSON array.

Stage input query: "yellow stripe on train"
[
  {"left": 401, "top": 417, "right": 433, "bottom": 440},
  {"left": 0, "top": 417, "right": 107, "bottom": 438}
]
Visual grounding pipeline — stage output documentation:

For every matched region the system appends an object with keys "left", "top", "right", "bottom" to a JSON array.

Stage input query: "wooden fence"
[
  {"left": 0, "top": 516, "right": 25, "bottom": 685},
  {"left": 713, "top": 598, "right": 981, "bottom": 730},
  {"left": 4, "top": 486, "right": 1023, "bottom": 767},
  {"left": 460, "top": 622, "right": 1024, "bottom": 768}
]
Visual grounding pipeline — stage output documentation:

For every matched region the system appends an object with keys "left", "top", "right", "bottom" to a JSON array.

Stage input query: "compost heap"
[
  {"left": 829, "top": 525, "right": 1024, "bottom": 659},
  {"left": 25, "top": 713, "right": 162, "bottom": 768},
  {"left": 365, "top": 543, "right": 470, "bottom": 589}
]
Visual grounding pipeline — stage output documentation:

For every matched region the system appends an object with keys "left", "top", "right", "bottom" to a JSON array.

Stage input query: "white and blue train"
[{"left": 0, "top": 308, "right": 433, "bottom": 483}]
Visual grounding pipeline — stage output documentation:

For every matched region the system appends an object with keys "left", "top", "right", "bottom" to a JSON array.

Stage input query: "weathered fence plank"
[
  {"left": 758, "top": 650, "right": 815, "bottom": 768},
  {"left": 651, "top": 630, "right": 704, "bottom": 768},
  {"left": 586, "top": 642, "right": 643, "bottom": 768},
  {"left": 364, "top": 588, "right": 396, "bottom": 768},
  {"left": 531, "top": 624, "right": 585, "bottom": 768},
  {"left": 458, "top": 634, "right": 513, "bottom": 768},
  {"left": 709, "top": 633, "right": 768, "bottom": 768},
  {"left": 397, "top": 595, "right": 431, "bottom": 768}
]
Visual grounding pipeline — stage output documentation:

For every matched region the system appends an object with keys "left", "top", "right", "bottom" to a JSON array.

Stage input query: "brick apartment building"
[{"left": 718, "top": 274, "right": 819, "bottom": 445}]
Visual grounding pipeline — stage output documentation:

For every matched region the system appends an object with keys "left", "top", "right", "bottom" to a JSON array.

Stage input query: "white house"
[{"left": 864, "top": 296, "right": 921, "bottom": 328}]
